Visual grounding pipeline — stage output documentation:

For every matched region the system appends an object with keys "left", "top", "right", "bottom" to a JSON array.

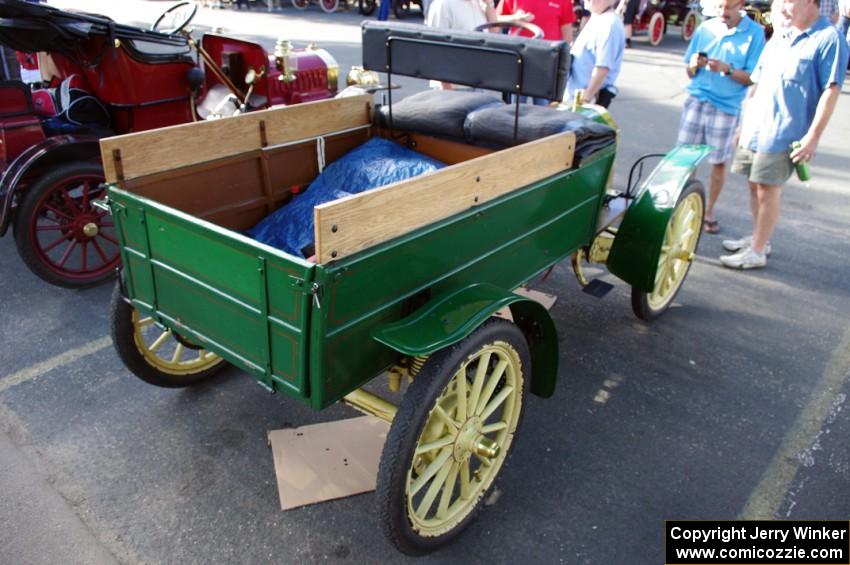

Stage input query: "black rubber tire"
[
  {"left": 13, "top": 161, "right": 118, "bottom": 288},
  {"left": 392, "top": 0, "right": 410, "bottom": 19},
  {"left": 110, "top": 282, "right": 228, "bottom": 388},
  {"left": 358, "top": 0, "right": 376, "bottom": 15},
  {"left": 376, "top": 318, "right": 531, "bottom": 555},
  {"left": 631, "top": 179, "right": 705, "bottom": 321}
]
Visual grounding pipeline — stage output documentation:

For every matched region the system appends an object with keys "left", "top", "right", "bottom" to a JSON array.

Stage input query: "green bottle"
[{"left": 790, "top": 141, "right": 811, "bottom": 182}]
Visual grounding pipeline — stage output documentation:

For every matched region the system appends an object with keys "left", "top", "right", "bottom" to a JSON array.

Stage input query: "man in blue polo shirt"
[
  {"left": 676, "top": 0, "right": 765, "bottom": 235},
  {"left": 720, "top": 0, "right": 849, "bottom": 269}
]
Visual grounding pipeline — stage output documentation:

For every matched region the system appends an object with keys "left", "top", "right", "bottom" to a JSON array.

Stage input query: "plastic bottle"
[{"left": 790, "top": 141, "right": 811, "bottom": 182}]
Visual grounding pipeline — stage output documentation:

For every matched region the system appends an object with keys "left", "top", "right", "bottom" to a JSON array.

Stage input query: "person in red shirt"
[
  {"left": 497, "top": 0, "right": 576, "bottom": 103},
  {"left": 497, "top": 0, "right": 576, "bottom": 42}
]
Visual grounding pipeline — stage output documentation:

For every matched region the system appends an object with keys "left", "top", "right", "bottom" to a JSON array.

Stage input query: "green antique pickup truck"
[{"left": 102, "top": 22, "right": 709, "bottom": 555}]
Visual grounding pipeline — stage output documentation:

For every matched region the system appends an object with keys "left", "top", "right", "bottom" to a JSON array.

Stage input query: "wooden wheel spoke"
[
  {"left": 171, "top": 343, "right": 185, "bottom": 364},
  {"left": 459, "top": 459, "right": 472, "bottom": 499},
  {"left": 59, "top": 188, "right": 81, "bottom": 215},
  {"left": 148, "top": 330, "right": 172, "bottom": 353},
  {"left": 415, "top": 436, "right": 455, "bottom": 456},
  {"left": 436, "top": 462, "right": 460, "bottom": 519},
  {"left": 57, "top": 240, "right": 78, "bottom": 267},
  {"left": 97, "top": 231, "right": 118, "bottom": 246},
  {"left": 480, "top": 421, "right": 508, "bottom": 434},
  {"left": 416, "top": 458, "right": 454, "bottom": 518},
  {"left": 82, "top": 181, "right": 91, "bottom": 209},
  {"left": 454, "top": 367, "right": 468, "bottom": 422},
  {"left": 474, "top": 452, "right": 493, "bottom": 467},
  {"left": 91, "top": 238, "right": 110, "bottom": 263},
  {"left": 42, "top": 231, "right": 74, "bottom": 252},
  {"left": 36, "top": 223, "right": 71, "bottom": 232},
  {"left": 138, "top": 317, "right": 155, "bottom": 328},
  {"left": 476, "top": 359, "right": 508, "bottom": 415},
  {"left": 666, "top": 268, "right": 677, "bottom": 290},
  {"left": 410, "top": 448, "right": 452, "bottom": 497},
  {"left": 480, "top": 385, "right": 513, "bottom": 422},
  {"left": 80, "top": 240, "right": 88, "bottom": 270},
  {"left": 44, "top": 204, "right": 72, "bottom": 221},
  {"left": 433, "top": 405, "right": 459, "bottom": 432},
  {"left": 468, "top": 352, "right": 490, "bottom": 416}
]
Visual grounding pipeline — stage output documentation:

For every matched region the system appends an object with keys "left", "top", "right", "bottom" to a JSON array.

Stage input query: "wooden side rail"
[
  {"left": 314, "top": 130, "right": 576, "bottom": 263},
  {"left": 99, "top": 95, "right": 373, "bottom": 183}
]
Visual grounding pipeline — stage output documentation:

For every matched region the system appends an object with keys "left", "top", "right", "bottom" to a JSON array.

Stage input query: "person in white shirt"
[{"left": 427, "top": 0, "right": 496, "bottom": 31}]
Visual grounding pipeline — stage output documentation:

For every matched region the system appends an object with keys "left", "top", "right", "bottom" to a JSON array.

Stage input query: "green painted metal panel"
[
  {"left": 108, "top": 186, "right": 314, "bottom": 401},
  {"left": 607, "top": 145, "right": 711, "bottom": 292},
  {"left": 372, "top": 283, "right": 530, "bottom": 356},
  {"left": 308, "top": 146, "right": 616, "bottom": 409},
  {"left": 372, "top": 282, "right": 560, "bottom": 399}
]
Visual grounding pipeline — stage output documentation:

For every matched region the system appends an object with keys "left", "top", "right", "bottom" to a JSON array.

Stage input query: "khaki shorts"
[{"left": 731, "top": 147, "right": 794, "bottom": 186}]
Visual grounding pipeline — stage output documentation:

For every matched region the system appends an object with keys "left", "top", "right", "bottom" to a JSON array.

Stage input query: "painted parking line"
[
  {"left": 0, "top": 336, "right": 112, "bottom": 395},
  {"left": 739, "top": 325, "right": 850, "bottom": 519}
]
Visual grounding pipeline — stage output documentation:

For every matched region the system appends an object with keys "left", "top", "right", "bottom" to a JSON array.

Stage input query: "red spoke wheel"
[
  {"left": 14, "top": 161, "right": 119, "bottom": 288},
  {"left": 648, "top": 11, "right": 666, "bottom": 46},
  {"left": 291, "top": 0, "right": 310, "bottom": 9},
  {"left": 681, "top": 10, "right": 698, "bottom": 42},
  {"left": 320, "top": 0, "right": 339, "bottom": 12}
]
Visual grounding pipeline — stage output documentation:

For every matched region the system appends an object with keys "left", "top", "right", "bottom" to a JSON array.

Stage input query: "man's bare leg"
[
  {"left": 704, "top": 162, "right": 727, "bottom": 224},
  {"left": 751, "top": 183, "right": 782, "bottom": 253}
]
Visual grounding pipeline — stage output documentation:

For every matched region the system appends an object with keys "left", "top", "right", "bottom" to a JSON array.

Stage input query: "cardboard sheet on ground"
[
  {"left": 269, "top": 416, "right": 390, "bottom": 510},
  {"left": 494, "top": 288, "right": 557, "bottom": 320}
]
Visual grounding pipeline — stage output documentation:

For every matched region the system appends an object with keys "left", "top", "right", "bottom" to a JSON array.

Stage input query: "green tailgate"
[{"left": 108, "top": 186, "right": 314, "bottom": 401}]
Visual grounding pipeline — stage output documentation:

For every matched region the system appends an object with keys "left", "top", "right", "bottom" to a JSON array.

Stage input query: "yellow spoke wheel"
[
  {"left": 631, "top": 180, "right": 705, "bottom": 320},
  {"left": 377, "top": 319, "right": 529, "bottom": 555},
  {"left": 110, "top": 282, "right": 227, "bottom": 388}
]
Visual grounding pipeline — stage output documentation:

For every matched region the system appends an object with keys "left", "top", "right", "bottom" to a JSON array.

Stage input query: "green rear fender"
[
  {"left": 371, "top": 283, "right": 559, "bottom": 398},
  {"left": 607, "top": 145, "right": 712, "bottom": 292}
]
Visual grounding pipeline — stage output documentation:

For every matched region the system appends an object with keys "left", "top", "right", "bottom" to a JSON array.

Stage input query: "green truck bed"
[{"left": 103, "top": 96, "right": 616, "bottom": 410}]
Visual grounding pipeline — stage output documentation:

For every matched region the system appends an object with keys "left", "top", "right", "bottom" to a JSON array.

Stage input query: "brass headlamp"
[{"left": 274, "top": 38, "right": 298, "bottom": 83}]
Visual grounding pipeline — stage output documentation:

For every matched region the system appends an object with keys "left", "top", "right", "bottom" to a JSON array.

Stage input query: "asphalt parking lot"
[{"left": 1, "top": 2, "right": 849, "bottom": 564}]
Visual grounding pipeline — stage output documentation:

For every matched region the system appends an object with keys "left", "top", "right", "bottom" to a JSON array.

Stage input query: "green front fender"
[
  {"left": 607, "top": 145, "right": 712, "bottom": 292},
  {"left": 371, "top": 283, "right": 559, "bottom": 398}
]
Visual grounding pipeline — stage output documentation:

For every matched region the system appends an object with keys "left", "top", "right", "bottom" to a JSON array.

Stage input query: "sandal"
[{"left": 703, "top": 219, "right": 720, "bottom": 234}]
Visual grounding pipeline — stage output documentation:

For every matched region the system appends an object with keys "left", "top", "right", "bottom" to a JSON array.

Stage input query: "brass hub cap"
[
  {"left": 405, "top": 341, "right": 523, "bottom": 537},
  {"left": 82, "top": 222, "right": 99, "bottom": 238}
]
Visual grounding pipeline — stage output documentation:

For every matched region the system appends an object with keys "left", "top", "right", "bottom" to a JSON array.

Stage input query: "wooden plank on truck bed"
[
  {"left": 99, "top": 95, "right": 373, "bottom": 183},
  {"left": 313, "top": 131, "right": 576, "bottom": 263}
]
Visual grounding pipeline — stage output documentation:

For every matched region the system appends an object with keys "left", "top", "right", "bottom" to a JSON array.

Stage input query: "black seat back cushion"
[
  {"left": 464, "top": 104, "right": 616, "bottom": 163},
  {"left": 376, "top": 89, "right": 503, "bottom": 140},
  {"left": 362, "top": 22, "right": 570, "bottom": 101}
]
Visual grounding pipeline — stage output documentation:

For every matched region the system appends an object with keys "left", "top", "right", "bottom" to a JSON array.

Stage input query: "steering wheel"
[
  {"left": 474, "top": 21, "right": 545, "bottom": 39},
  {"left": 151, "top": 1, "right": 198, "bottom": 35}
]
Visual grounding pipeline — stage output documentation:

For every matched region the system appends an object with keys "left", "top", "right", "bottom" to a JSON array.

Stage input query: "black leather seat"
[
  {"left": 377, "top": 89, "right": 616, "bottom": 165},
  {"left": 464, "top": 104, "right": 616, "bottom": 162}
]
